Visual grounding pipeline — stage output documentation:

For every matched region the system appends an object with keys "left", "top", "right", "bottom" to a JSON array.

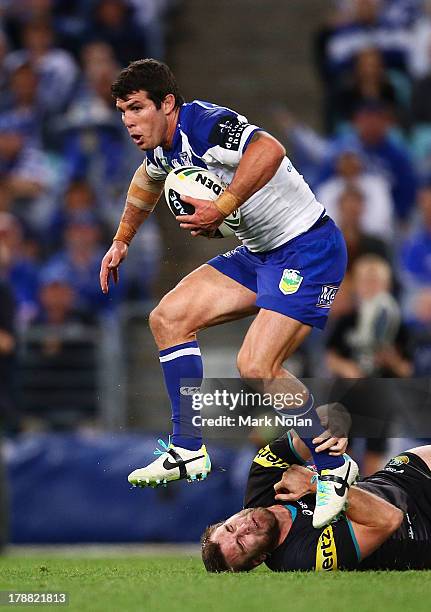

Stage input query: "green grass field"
[{"left": 1, "top": 556, "right": 430, "bottom": 612}]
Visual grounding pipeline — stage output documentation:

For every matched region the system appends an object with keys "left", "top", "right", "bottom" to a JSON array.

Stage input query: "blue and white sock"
[
  {"left": 159, "top": 340, "right": 203, "bottom": 451},
  {"left": 279, "top": 393, "right": 344, "bottom": 471}
]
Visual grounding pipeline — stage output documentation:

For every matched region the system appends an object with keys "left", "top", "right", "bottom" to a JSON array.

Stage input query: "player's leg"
[
  {"left": 149, "top": 263, "right": 257, "bottom": 447},
  {"left": 237, "top": 307, "right": 358, "bottom": 527},
  {"left": 237, "top": 309, "right": 310, "bottom": 378},
  {"left": 237, "top": 308, "right": 351, "bottom": 460},
  {"left": 239, "top": 216, "right": 356, "bottom": 526},
  {"left": 128, "top": 262, "right": 258, "bottom": 487},
  {"left": 237, "top": 310, "right": 313, "bottom": 429},
  {"left": 149, "top": 263, "right": 258, "bottom": 350},
  {"left": 238, "top": 308, "right": 350, "bottom": 457}
]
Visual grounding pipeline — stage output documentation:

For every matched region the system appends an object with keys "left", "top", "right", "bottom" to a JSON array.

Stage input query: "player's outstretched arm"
[
  {"left": 100, "top": 203, "right": 149, "bottom": 294},
  {"left": 100, "top": 164, "right": 164, "bottom": 293}
]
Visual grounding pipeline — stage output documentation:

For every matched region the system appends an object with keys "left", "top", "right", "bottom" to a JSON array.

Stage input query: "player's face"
[
  {"left": 211, "top": 507, "right": 280, "bottom": 571},
  {"left": 116, "top": 91, "right": 169, "bottom": 151}
]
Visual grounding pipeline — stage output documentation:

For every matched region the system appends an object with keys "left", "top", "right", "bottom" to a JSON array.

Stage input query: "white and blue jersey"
[
  {"left": 145, "top": 100, "right": 324, "bottom": 253},
  {"left": 145, "top": 100, "right": 346, "bottom": 329}
]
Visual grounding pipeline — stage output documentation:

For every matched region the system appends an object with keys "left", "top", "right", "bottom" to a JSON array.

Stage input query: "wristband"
[
  {"left": 214, "top": 190, "right": 242, "bottom": 217},
  {"left": 113, "top": 221, "right": 136, "bottom": 246}
]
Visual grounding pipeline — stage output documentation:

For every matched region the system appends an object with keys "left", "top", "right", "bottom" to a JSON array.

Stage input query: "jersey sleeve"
[
  {"left": 145, "top": 151, "right": 168, "bottom": 181},
  {"left": 244, "top": 432, "right": 305, "bottom": 508},
  {"left": 257, "top": 432, "right": 306, "bottom": 468},
  {"left": 189, "top": 102, "right": 262, "bottom": 168}
]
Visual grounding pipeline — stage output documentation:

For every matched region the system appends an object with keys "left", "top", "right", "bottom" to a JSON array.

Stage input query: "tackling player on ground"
[
  {"left": 201, "top": 434, "right": 431, "bottom": 572},
  {"left": 99, "top": 59, "right": 357, "bottom": 528}
]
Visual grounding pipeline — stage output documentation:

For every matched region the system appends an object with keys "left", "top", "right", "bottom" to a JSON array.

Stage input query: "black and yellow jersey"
[
  {"left": 244, "top": 432, "right": 360, "bottom": 571},
  {"left": 357, "top": 452, "right": 431, "bottom": 570},
  {"left": 244, "top": 433, "right": 431, "bottom": 571}
]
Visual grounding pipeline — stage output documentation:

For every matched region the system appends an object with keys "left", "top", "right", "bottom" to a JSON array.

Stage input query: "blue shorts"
[{"left": 207, "top": 217, "right": 347, "bottom": 330}]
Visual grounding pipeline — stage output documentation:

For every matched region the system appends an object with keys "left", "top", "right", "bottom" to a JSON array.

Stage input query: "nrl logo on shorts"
[
  {"left": 279, "top": 269, "right": 303, "bottom": 295},
  {"left": 316, "top": 285, "right": 339, "bottom": 308}
]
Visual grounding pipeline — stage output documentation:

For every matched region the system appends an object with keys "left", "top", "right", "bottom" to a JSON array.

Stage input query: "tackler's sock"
[{"left": 159, "top": 341, "right": 203, "bottom": 450}]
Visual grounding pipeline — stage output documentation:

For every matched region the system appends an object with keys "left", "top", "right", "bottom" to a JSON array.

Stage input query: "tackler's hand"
[
  {"left": 274, "top": 465, "right": 317, "bottom": 502},
  {"left": 313, "top": 403, "right": 351, "bottom": 456},
  {"left": 313, "top": 432, "right": 348, "bottom": 456},
  {"left": 176, "top": 196, "right": 224, "bottom": 237}
]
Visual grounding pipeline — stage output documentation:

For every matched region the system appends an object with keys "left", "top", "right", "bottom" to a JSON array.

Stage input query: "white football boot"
[
  {"left": 128, "top": 438, "right": 211, "bottom": 488},
  {"left": 312, "top": 454, "right": 359, "bottom": 528}
]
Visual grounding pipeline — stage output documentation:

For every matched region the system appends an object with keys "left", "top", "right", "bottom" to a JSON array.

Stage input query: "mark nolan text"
[{"left": 192, "top": 415, "right": 313, "bottom": 427}]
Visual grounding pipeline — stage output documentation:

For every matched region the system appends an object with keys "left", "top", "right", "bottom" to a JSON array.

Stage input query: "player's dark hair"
[
  {"left": 111, "top": 59, "right": 184, "bottom": 109},
  {"left": 201, "top": 523, "right": 257, "bottom": 573},
  {"left": 201, "top": 524, "right": 230, "bottom": 572}
]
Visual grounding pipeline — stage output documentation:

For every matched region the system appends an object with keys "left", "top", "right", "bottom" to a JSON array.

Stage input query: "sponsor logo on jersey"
[
  {"left": 315, "top": 525, "right": 338, "bottom": 571},
  {"left": 253, "top": 445, "right": 291, "bottom": 469},
  {"left": 279, "top": 269, "right": 303, "bottom": 295},
  {"left": 384, "top": 466, "right": 405, "bottom": 474},
  {"left": 209, "top": 114, "right": 249, "bottom": 151},
  {"left": 316, "top": 285, "right": 339, "bottom": 308},
  {"left": 297, "top": 500, "right": 313, "bottom": 516},
  {"left": 405, "top": 512, "right": 414, "bottom": 539},
  {"left": 388, "top": 455, "right": 410, "bottom": 467}
]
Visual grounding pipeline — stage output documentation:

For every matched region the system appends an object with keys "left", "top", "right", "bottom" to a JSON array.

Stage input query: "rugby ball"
[{"left": 164, "top": 166, "right": 241, "bottom": 238}]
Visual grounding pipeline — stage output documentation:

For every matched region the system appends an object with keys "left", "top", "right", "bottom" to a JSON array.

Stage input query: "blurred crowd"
[
  {"left": 0, "top": 0, "right": 179, "bottom": 432},
  {"left": 1, "top": 0, "right": 431, "bottom": 440},
  {"left": 274, "top": 0, "right": 431, "bottom": 383},
  {"left": 271, "top": 0, "right": 431, "bottom": 470},
  {"left": 1, "top": 0, "right": 430, "bottom": 553}
]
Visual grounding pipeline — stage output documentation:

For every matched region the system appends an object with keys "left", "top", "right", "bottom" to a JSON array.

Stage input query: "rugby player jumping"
[{"left": 99, "top": 59, "right": 356, "bottom": 528}]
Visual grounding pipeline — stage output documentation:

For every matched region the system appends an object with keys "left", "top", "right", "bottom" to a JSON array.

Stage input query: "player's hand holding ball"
[
  {"left": 177, "top": 195, "right": 225, "bottom": 238},
  {"left": 164, "top": 166, "right": 241, "bottom": 238}
]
